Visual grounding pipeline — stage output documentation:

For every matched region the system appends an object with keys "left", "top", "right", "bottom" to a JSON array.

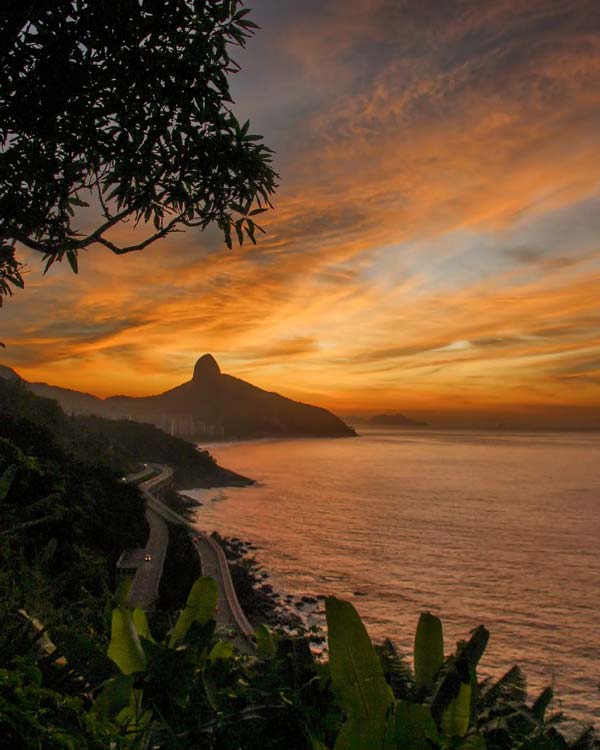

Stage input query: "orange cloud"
[{"left": 2, "top": 0, "right": 600, "bottom": 421}]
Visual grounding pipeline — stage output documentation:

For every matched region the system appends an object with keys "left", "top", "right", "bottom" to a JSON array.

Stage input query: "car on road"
[{"left": 144, "top": 554, "right": 152, "bottom": 562}]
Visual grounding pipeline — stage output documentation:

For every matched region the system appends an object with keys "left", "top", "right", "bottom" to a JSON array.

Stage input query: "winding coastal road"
[
  {"left": 126, "top": 466, "right": 170, "bottom": 610},
  {"left": 126, "top": 464, "right": 255, "bottom": 652},
  {"left": 192, "top": 531, "right": 255, "bottom": 653}
]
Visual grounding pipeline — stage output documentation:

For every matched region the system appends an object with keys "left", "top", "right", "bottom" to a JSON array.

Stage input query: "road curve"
[
  {"left": 137, "top": 464, "right": 256, "bottom": 652},
  {"left": 192, "top": 533, "right": 255, "bottom": 653},
  {"left": 126, "top": 467, "right": 170, "bottom": 609}
]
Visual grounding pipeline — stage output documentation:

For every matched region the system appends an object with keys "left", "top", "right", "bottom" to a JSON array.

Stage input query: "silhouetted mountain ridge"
[
  {"left": 104, "top": 354, "right": 355, "bottom": 439},
  {"left": 0, "top": 354, "right": 355, "bottom": 441}
]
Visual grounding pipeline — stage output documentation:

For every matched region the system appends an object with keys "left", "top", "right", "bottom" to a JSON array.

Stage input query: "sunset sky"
[{"left": 3, "top": 0, "right": 600, "bottom": 423}]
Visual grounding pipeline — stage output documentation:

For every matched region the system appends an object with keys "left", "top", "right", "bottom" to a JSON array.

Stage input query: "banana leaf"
[
  {"left": 169, "top": 576, "right": 218, "bottom": 647},
  {"left": 107, "top": 607, "right": 146, "bottom": 675},
  {"left": 326, "top": 596, "right": 394, "bottom": 750},
  {"left": 414, "top": 612, "right": 444, "bottom": 691}
]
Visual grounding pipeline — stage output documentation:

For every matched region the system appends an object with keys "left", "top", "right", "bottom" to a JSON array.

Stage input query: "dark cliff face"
[{"left": 26, "top": 354, "right": 355, "bottom": 440}]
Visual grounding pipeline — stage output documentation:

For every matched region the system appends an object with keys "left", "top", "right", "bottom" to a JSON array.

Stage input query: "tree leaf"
[
  {"left": 115, "top": 578, "right": 132, "bottom": 608},
  {"left": 132, "top": 608, "right": 154, "bottom": 643},
  {"left": 255, "top": 623, "right": 278, "bottom": 660},
  {"left": 169, "top": 576, "right": 218, "bottom": 647},
  {"left": 395, "top": 700, "right": 441, "bottom": 749},
  {"left": 107, "top": 607, "right": 147, "bottom": 674},
  {"left": 441, "top": 681, "right": 472, "bottom": 738},
  {"left": 66, "top": 250, "right": 78, "bottom": 274},
  {"left": 532, "top": 686, "right": 553, "bottom": 721},
  {"left": 93, "top": 674, "right": 134, "bottom": 718},
  {"left": 208, "top": 640, "right": 234, "bottom": 662},
  {"left": 414, "top": 612, "right": 444, "bottom": 690},
  {"left": 326, "top": 597, "right": 394, "bottom": 750}
]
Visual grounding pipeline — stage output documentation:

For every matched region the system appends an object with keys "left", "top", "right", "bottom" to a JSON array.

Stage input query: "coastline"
[
  {"left": 178, "top": 430, "right": 600, "bottom": 728},
  {"left": 162, "top": 454, "right": 328, "bottom": 641}
]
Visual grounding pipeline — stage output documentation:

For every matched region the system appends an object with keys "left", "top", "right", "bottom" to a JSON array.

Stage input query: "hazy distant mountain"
[
  {"left": 346, "top": 412, "right": 427, "bottom": 427},
  {"left": 28, "top": 381, "right": 108, "bottom": 416},
  {"left": 369, "top": 413, "right": 428, "bottom": 427},
  {"left": 0, "top": 354, "right": 356, "bottom": 441}
]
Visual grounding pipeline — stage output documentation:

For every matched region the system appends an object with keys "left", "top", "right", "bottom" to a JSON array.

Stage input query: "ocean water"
[{"left": 186, "top": 428, "right": 600, "bottom": 726}]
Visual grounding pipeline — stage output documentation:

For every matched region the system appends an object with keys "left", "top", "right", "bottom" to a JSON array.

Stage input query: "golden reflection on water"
[{"left": 188, "top": 429, "right": 600, "bottom": 725}]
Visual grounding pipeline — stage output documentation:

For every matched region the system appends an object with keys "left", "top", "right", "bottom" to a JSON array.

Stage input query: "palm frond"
[
  {"left": 376, "top": 638, "right": 415, "bottom": 700},
  {"left": 479, "top": 665, "right": 527, "bottom": 711}
]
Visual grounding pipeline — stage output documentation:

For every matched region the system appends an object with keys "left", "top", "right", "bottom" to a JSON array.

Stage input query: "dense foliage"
[
  {"left": 0, "top": 378, "right": 597, "bottom": 748},
  {"left": 0, "top": 381, "right": 148, "bottom": 746},
  {"left": 0, "top": 377, "right": 229, "bottom": 485},
  {"left": 0, "top": 0, "right": 277, "bottom": 302},
  {"left": 3, "top": 569, "right": 598, "bottom": 750},
  {"left": 0, "top": 414, "right": 147, "bottom": 637}
]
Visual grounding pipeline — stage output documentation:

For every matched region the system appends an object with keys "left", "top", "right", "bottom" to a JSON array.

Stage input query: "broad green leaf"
[
  {"left": 395, "top": 700, "right": 441, "bottom": 749},
  {"left": 532, "top": 686, "right": 553, "bottom": 721},
  {"left": 441, "top": 681, "right": 472, "bottom": 738},
  {"left": 107, "top": 608, "right": 146, "bottom": 674},
  {"left": 115, "top": 688, "right": 152, "bottom": 734},
  {"left": 255, "top": 623, "right": 278, "bottom": 659},
  {"left": 132, "top": 608, "right": 154, "bottom": 643},
  {"left": 93, "top": 674, "right": 134, "bottom": 718},
  {"left": 414, "top": 612, "right": 444, "bottom": 690},
  {"left": 115, "top": 578, "right": 132, "bottom": 608},
  {"left": 335, "top": 716, "right": 394, "bottom": 750},
  {"left": 326, "top": 597, "right": 394, "bottom": 750},
  {"left": 169, "top": 576, "right": 218, "bottom": 647},
  {"left": 208, "top": 640, "right": 234, "bottom": 662}
]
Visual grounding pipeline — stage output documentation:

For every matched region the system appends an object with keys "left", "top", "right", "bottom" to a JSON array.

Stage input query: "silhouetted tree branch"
[{"left": 0, "top": 0, "right": 277, "bottom": 304}]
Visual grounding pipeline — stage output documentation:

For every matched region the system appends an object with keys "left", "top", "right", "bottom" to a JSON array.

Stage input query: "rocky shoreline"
[
  {"left": 157, "top": 484, "right": 326, "bottom": 644},
  {"left": 210, "top": 532, "right": 326, "bottom": 647}
]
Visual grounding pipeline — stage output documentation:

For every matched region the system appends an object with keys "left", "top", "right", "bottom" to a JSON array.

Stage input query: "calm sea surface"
[{"left": 186, "top": 428, "right": 600, "bottom": 726}]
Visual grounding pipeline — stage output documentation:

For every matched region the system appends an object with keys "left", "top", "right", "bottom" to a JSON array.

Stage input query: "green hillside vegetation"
[
  {"left": 0, "top": 384, "right": 147, "bottom": 638},
  {"left": 0, "top": 378, "right": 597, "bottom": 748},
  {"left": 0, "top": 378, "right": 250, "bottom": 487}
]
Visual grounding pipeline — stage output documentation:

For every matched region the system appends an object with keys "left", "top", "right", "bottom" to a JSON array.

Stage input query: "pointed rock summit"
[
  {"left": 2, "top": 352, "right": 356, "bottom": 440},
  {"left": 193, "top": 353, "right": 221, "bottom": 382}
]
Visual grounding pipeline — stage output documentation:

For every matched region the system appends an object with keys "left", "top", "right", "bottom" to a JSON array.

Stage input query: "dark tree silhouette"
[{"left": 0, "top": 0, "right": 277, "bottom": 303}]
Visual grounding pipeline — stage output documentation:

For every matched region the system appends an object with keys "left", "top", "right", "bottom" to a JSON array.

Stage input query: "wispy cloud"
[{"left": 2, "top": 0, "right": 600, "bottom": 415}]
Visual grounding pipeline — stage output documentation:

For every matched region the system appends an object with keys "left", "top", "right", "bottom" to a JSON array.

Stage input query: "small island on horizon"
[{"left": 349, "top": 412, "right": 429, "bottom": 427}]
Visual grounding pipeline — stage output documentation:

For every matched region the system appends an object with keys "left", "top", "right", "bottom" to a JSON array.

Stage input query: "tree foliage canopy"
[{"left": 0, "top": 0, "right": 277, "bottom": 303}]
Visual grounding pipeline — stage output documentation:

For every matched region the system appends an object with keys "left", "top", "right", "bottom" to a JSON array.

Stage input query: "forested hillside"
[
  {"left": 1, "top": 380, "right": 597, "bottom": 748},
  {"left": 0, "top": 378, "right": 250, "bottom": 487}
]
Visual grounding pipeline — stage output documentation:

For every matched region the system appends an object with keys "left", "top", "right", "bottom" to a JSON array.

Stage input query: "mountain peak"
[
  {"left": 0, "top": 364, "right": 21, "bottom": 381},
  {"left": 193, "top": 353, "right": 221, "bottom": 382}
]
